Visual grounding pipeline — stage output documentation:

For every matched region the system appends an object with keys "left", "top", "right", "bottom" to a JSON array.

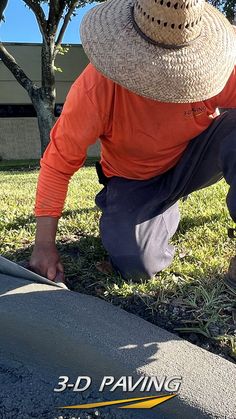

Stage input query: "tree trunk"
[
  {"left": 32, "top": 94, "right": 55, "bottom": 155},
  {"left": 32, "top": 38, "right": 57, "bottom": 155}
]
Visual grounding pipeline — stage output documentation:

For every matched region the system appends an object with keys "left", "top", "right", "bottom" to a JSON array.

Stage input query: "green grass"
[{"left": 0, "top": 167, "right": 236, "bottom": 361}]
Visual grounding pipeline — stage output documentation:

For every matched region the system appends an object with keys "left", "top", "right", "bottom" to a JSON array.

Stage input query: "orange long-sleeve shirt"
[{"left": 35, "top": 63, "right": 236, "bottom": 217}]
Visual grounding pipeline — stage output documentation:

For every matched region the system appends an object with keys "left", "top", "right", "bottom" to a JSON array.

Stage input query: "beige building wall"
[
  {"left": 0, "top": 119, "right": 40, "bottom": 160},
  {"left": 0, "top": 118, "right": 100, "bottom": 160},
  {"left": 0, "top": 43, "right": 100, "bottom": 160},
  {"left": 0, "top": 43, "right": 89, "bottom": 103}
]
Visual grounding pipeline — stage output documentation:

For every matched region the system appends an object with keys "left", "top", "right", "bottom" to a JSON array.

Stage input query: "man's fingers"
[
  {"left": 57, "top": 262, "right": 64, "bottom": 273},
  {"left": 54, "top": 270, "right": 65, "bottom": 284},
  {"left": 47, "top": 266, "right": 57, "bottom": 281},
  {"left": 56, "top": 262, "right": 65, "bottom": 283},
  {"left": 29, "top": 244, "right": 63, "bottom": 282},
  {"left": 29, "top": 262, "right": 47, "bottom": 278}
]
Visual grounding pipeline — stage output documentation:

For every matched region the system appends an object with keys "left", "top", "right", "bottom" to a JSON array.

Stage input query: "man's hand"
[
  {"left": 30, "top": 243, "right": 65, "bottom": 283},
  {"left": 29, "top": 216, "right": 65, "bottom": 282}
]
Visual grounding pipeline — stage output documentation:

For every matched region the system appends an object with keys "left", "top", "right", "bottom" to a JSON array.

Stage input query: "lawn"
[{"left": 0, "top": 165, "right": 236, "bottom": 362}]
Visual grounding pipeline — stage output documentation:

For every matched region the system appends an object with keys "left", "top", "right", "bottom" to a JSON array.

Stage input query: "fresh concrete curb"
[{"left": 0, "top": 273, "right": 236, "bottom": 419}]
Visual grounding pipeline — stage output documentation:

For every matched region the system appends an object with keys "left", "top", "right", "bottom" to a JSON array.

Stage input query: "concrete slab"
[
  {"left": 0, "top": 273, "right": 236, "bottom": 418},
  {"left": 0, "top": 347, "right": 129, "bottom": 419}
]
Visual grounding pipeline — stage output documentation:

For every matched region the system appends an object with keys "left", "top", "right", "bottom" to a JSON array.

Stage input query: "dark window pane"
[{"left": 0, "top": 104, "right": 64, "bottom": 118}]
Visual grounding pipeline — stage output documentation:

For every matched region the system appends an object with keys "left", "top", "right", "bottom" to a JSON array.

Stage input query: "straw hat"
[{"left": 80, "top": 0, "right": 236, "bottom": 103}]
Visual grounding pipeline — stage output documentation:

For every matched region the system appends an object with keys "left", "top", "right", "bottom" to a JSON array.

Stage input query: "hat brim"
[{"left": 80, "top": 0, "right": 236, "bottom": 103}]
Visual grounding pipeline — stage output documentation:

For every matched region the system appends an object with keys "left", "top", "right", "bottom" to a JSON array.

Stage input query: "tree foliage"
[
  {"left": 208, "top": 0, "right": 236, "bottom": 22},
  {"left": 0, "top": 0, "right": 8, "bottom": 21}
]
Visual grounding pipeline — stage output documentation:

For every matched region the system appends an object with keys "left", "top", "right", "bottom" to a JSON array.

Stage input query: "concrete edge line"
[{"left": 0, "top": 274, "right": 236, "bottom": 419}]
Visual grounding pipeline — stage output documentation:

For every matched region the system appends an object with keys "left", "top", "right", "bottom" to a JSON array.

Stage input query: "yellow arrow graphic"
[
  {"left": 119, "top": 394, "right": 176, "bottom": 409},
  {"left": 60, "top": 394, "right": 176, "bottom": 410}
]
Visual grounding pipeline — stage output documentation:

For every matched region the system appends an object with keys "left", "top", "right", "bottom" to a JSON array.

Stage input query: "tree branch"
[
  {"left": 0, "top": 0, "right": 8, "bottom": 21},
  {"left": 55, "top": 0, "right": 79, "bottom": 48},
  {"left": 0, "top": 43, "right": 38, "bottom": 96},
  {"left": 47, "top": 0, "right": 59, "bottom": 35},
  {"left": 47, "top": 0, "right": 70, "bottom": 38},
  {"left": 23, "top": 0, "right": 47, "bottom": 40}
]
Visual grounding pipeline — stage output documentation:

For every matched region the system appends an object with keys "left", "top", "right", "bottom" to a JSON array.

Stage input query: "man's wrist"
[
  {"left": 35, "top": 240, "right": 56, "bottom": 247},
  {"left": 35, "top": 216, "right": 59, "bottom": 246}
]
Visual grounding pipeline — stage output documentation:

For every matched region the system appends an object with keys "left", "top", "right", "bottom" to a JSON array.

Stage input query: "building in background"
[{"left": 0, "top": 43, "right": 100, "bottom": 160}]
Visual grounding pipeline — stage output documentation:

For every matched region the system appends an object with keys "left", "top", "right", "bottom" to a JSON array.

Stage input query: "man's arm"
[{"left": 29, "top": 65, "right": 105, "bottom": 281}]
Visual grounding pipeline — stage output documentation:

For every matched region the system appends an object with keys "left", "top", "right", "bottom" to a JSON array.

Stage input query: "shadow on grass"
[
  {"left": 63, "top": 206, "right": 99, "bottom": 218},
  {"left": 2, "top": 207, "right": 99, "bottom": 232},
  {"left": 178, "top": 213, "right": 222, "bottom": 235},
  {"left": 3, "top": 214, "right": 36, "bottom": 231}
]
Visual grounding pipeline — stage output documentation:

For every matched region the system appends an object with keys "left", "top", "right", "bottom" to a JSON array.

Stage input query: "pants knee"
[
  {"left": 110, "top": 247, "right": 175, "bottom": 281},
  {"left": 110, "top": 254, "right": 152, "bottom": 281}
]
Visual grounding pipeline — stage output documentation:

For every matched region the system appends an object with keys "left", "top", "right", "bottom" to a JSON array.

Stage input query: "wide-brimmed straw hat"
[{"left": 80, "top": 0, "right": 236, "bottom": 103}]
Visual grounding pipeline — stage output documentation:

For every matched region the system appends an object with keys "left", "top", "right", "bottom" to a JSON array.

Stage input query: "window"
[{"left": 0, "top": 104, "right": 64, "bottom": 117}]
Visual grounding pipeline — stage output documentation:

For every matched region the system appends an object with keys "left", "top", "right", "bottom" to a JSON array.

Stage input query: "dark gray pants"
[{"left": 95, "top": 110, "right": 236, "bottom": 280}]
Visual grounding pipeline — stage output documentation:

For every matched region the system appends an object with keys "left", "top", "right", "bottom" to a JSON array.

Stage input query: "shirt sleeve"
[
  {"left": 213, "top": 66, "right": 236, "bottom": 108},
  {"left": 34, "top": 70, "right": 104, "bottom": 218}
]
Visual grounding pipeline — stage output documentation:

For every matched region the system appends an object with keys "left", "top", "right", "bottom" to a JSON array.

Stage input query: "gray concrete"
[
  {"left": 0, "top": 274, "right": 236, "bottom": 418},
  {"left": 0, "top": 347, "right": 128, "bottom": 419}
]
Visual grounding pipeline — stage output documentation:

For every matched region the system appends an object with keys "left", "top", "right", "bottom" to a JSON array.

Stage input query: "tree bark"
[
  {"left": 34, "top": 38, "right": 57, "bottom": 154},
  {"left": 33, "top": 94, "right": 55, "bottom": 155}
]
